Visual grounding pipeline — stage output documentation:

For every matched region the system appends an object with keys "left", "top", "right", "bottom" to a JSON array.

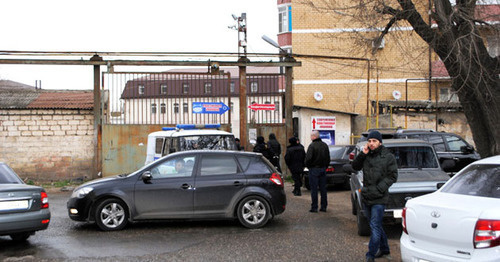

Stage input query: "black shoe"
[
  {"left": 374, "top": 250, "right": 390, "bottom": 258},
  {"left": 309, "top": 209, "right": 318, "bottom": 213},
  {"left": 296, "top": 191, "right": 302, "bottom": 196},
  {"left": 319, "top": 208, "right": 326, "bottom": 212},
  {"left": 292, "top": 189, "right": 297, "bottom": 195},
  {"left": 366, "top": 257, "right": 374, "bottom": 262}
]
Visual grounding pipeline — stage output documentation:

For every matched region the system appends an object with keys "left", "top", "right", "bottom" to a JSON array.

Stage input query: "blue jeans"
[
  {"left": 308, "top": 167, "right": 327, "bottom": 210},
  {"left": 363, "top": 204, "right": 390, "bottom": 258}
]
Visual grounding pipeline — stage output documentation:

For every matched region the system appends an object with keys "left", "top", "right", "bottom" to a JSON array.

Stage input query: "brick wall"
[{"left": 0, "top": 109, "right": 94, "bottom": 182}]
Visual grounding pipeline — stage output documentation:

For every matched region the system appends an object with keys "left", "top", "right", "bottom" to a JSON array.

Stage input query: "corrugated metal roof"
[
  {"left": 377, "top": 100, "right": 462, "bottom": 110},
  {"left": 27, "top": 91, "right": 93, "bottom": 109}
]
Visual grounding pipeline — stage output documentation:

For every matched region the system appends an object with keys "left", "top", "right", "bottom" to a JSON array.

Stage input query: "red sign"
[
  {"left": 248, "top": 104, "right": 276, "bottom": 111},
  {"left": 311, "top": 116, "right": 336, "bottom": 130}
]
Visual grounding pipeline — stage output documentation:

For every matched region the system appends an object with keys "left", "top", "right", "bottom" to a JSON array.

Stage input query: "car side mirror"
[
  {"left": 460, "top": 145, "right": 474, "bottom": 154},
  {"left": 343, "top": 164, "right": 355, "bottom": 173},
  {"left": 441, "top": 159, "right": 455, "bottom": 170},
  {"left": 141, "top": 171, "right": 152, "bottom": 183}
]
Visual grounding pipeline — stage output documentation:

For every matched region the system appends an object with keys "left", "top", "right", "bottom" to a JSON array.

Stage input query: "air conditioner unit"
[{"left": 372, "top": 38, "right": 385, "bottom": 49}]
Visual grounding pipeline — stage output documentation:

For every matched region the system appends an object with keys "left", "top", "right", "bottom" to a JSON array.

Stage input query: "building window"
[
  {"left": 230, "top": 102, "right": 234, "bottom": 112},
  {"left": 151, "top": 103, "right": 157, "bottom": 114},
  {"left": 160, "top": 103, "right": 166, "bottom": 114},
  {"left": 161, "top": 84, "right": 167, "bottom": 94},
  {"left": 250, "top": 82, "right": 258, "bottom": 93},
  {"left": 274, "top": 101, "right": 279, "bottom": 112},
  {"left": 230, "top": 82, "right": 235, "bottom": 93},
  {"left": 183, "top": 103, "right": 188, "bottom": 113},
  {"left": 174, "top": 103, "right": 179, "bottom": 114},
  {"left": 204, "top": 83, "right": 212, "bottom": 94},
  {"left": 439, "top": 88, "right": 459, "bottom": 102},
  {"left": 183, "top": 83, "right": 189, "bottom": 94},
  {"left": 278, "top": 5, "right": 292, "bottom": 33},
  {"left": 138, "top": 84, "right": 145, "bottom": 95}
]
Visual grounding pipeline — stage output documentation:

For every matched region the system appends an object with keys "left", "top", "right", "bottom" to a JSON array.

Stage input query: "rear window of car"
[
  {"left": 387, "top": 146, "right": 439, "bottom": 169},
  {"left": 441, "top": 164, "right": 500, "bottom": 198},
  {"left": 244, "top": 157, "right": 273, "bottom": 175},
  {"left": 200, "top": 155, "right": 238, "bottom": 176},
  {"left": 0, "top": 164, "right": 23, "bottom": 184}
]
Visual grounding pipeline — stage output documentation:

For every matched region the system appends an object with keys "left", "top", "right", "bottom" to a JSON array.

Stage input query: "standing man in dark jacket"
[
  {"left": 267, "top": 133, "right": 282, "bottom": 172},
  {"left": 285, "top": 137, "right": 306, "bottom": 196},
  {"left": 305, "top": 130, "right": 330, "bottom": 213},
  {"left": 253, "top": 136, "right": 273, "bottom": 162},
  {"left": 352, "top": 130, "right": 398, "bottom": 262}
]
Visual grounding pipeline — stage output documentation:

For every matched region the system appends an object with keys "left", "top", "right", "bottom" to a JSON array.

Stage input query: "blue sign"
[{"left": 192, "top": 102, "right": 229, "bottom": 115}]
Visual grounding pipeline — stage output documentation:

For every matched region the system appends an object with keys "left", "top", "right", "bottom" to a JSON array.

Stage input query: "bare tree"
[{"left": 301, "top": 0, "right": 500, "bottom": 157}]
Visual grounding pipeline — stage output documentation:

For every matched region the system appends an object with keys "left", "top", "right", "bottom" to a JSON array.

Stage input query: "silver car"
[
  {"left": 345, "top": 139, "right": 453, "bottom": 236},
  {"left": 0, "top": 162, "right": 51, "bottom": 241}
]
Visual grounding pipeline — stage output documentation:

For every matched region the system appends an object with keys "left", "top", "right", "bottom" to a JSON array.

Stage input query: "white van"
[{"left": 145, "top": 124, "right": 237, "bottom": 165}]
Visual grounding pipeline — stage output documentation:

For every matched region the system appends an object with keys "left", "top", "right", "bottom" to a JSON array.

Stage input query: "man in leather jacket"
[{"left": 352, "top": 130, "right": 398, "bottom": 262}]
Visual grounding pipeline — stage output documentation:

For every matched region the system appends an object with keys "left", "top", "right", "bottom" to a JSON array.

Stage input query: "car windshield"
[
  {"left": 0, "top": 164, "right": 23, "bottom": 184},
  {"left": 387, "top": 146, "right": 439, "bottom": 169},
  {"left": 441, "top": 164, "right": 500, "bottom": 198},
  {"left": 179, "top": 135, "right": 235, "bottom": 151}
]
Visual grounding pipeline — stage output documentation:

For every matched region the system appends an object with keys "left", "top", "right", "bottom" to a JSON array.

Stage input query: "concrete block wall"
[{"left": 0, "top": 109, "right": 94, "bottom": 182}]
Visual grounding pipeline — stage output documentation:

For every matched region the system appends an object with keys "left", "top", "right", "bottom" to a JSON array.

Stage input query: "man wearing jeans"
[
  {"left": 304, "top": 130, "right": 330, "bottom": 213},
  {"left": 352, "top": 131, "right": 398, "bottom": 262}
]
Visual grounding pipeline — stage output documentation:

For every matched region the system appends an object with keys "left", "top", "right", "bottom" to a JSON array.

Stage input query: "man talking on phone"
[{"left": 352, "top": 130, "right": 398, "bottom": 262}]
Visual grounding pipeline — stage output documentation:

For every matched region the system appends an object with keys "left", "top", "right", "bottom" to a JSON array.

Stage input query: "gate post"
[
  {"left": 91, "top": 55, "right": 102, "bottom": 179},
  {"left": 238, "top": 56, "right": 250, "bottom": 150},
  {"left": 285, "top": 55, "right": 296, "bottom": 145}
]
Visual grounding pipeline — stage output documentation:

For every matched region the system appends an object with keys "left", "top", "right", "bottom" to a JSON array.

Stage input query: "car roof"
[
  {"left": 166, "top": 149, "right": 259, "bottom": 157},
  {"left": 468, "top": 155, "right": 500, "bottom": 165},
  {"left": 356, "top": 139, "right": 433, "bottom": 147},
  {"left": 148, "top": 129, "right": 233, "bottom": 137}
]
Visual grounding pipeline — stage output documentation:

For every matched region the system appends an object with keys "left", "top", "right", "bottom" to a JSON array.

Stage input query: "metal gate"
[{"left": 100, "top": 70, "right": 285, "bottom": 176}]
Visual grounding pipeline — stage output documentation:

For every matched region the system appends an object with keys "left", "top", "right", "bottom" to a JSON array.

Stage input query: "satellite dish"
[
  {"left": 392, "top": 90, "right": 402, "bottom": 100},
  {"left": 314, "top": 91, "right": 323, "bottom": 101}
]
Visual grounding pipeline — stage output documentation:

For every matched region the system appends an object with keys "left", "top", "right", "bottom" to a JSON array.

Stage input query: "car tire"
[
  {"left": 237, "top": 196, "right": 271, "bottom": 229},
  {"left": 356, "top": 203, "right": 370, "bottom": 236},
  {"left": 10, "top": 232, "right": 31, "bottom": 241},
  {"left": 351, "top": 194, "right": 357, "bottom": 216},
  {"left": 94, "top": 198, "right": 129, "bottom": 231}
]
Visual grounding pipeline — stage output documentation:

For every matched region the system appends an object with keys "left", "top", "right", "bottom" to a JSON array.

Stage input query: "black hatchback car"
[{"left": 67, "top": 150, "right": 286, "bottom": 231}]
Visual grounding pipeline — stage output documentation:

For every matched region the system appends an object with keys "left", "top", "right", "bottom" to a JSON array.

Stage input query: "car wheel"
[
  {"left": 304, "top": 176, "right": 310, "bottom": 190},
  {"left": 10, "top": 232, "right": 31, "bottom": 241},
  {"left": 356, "top": 203, "right": 370, "bottom": 236},
  {"left": 237, "top": 196, "right": 271, "bottom": 229},
  {"left": 94, "top": 198, "right": 129, "bottom": 231}
]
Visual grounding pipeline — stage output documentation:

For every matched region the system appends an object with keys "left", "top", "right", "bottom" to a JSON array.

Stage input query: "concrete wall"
[{"left": 0, "top": 109, "right": 94, "bottom": 182}]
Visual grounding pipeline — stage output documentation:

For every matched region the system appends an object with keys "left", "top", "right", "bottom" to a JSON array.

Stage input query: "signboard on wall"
[
  {"left": 311, "top": 116, "right": 336, "bottom": 130},
  {"left": 311, "top": 116, "right": 336, "bottom": 145}
]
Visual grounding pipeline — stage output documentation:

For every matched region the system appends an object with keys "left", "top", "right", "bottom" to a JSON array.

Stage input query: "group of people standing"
[{"left": 252, "top": 130, "right": 396, "bottom": 261}]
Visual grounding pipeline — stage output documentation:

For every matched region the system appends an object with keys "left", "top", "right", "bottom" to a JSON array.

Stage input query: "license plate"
[
  {"left": 393, "top": 209, "right": 403, "bottom": 218},
  {"left": 0, "top": 200, "right": 29, "bottom": 211}
]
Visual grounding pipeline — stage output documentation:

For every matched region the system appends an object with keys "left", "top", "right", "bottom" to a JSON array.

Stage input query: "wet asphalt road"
[{"left": 0, "top": 183, "right": 402, "bottom": 262}]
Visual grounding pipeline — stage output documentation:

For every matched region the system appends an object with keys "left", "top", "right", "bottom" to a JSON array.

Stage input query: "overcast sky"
[{"left": 0, "top": 0, "right": 279, "bottom": 90}]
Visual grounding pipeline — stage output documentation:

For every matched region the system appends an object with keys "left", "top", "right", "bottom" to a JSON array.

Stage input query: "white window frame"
[
  {"left": 183, "top": 83, "right": 189, "bottom": 94},
  {"left": 204, "top": 83, "right": 212, "bottom": 94},
  {"left": 278, "top": 4, "right": 291, "bottom": 33},
  {"left": 138, "top": 84, "right": 145, "bottom": 95},
  {"left": 250, "top": 82, "right": 258, "bottom": 93},
  {"left": 161, "top": 84, "right": 167, "bottom": 94},
  {"left": 151, "top": 103, "right": 157, "bottom": 114}
]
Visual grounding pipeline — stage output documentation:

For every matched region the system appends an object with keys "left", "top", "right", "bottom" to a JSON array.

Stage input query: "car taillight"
[
  {"left": 41, "top": 191, "right": 49, "bottom": 209},
  {"left": 349, "top": 152, "right": 355, "bottom": 160},
  {"left": 474, "top": 219, "right": 500, "bottom": 248},
  {"left": 402, "top": 207, "right": 408, "bottom": 234},
  {"left": 326, "top": 167, "right": 334, "bottom": 173},
  {"left": 270, "top": 173, "right": 283, "bottom": 187}
]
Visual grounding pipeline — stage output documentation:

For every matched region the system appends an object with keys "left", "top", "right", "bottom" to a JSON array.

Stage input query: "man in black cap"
[
  {"left": 285, "top": 137, "right": 306, "bottom": 196},
  {"left": 352, "top": 130, "right": 398, "bottom": 262}
]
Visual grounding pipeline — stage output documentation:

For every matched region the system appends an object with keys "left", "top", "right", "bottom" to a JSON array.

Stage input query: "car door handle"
[
  {"left": 233, "top": 181, "right": 243, "bottom": 187},
  {"left": 181, "top": 184, "right": 194, "bottom": 190}
]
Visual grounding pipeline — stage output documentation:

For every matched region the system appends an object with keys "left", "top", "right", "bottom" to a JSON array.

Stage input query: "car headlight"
[{"left": 71, "top": 187, "right": 94, "bottom": 198}]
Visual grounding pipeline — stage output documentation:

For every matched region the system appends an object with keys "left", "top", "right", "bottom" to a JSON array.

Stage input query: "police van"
[{"left": 145, "top": 124, "right": 237, "bottom": 165}]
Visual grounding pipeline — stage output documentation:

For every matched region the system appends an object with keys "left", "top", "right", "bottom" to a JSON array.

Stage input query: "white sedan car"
[{"left": 400, "top": 155, "right": 500, "bottom": 262}]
